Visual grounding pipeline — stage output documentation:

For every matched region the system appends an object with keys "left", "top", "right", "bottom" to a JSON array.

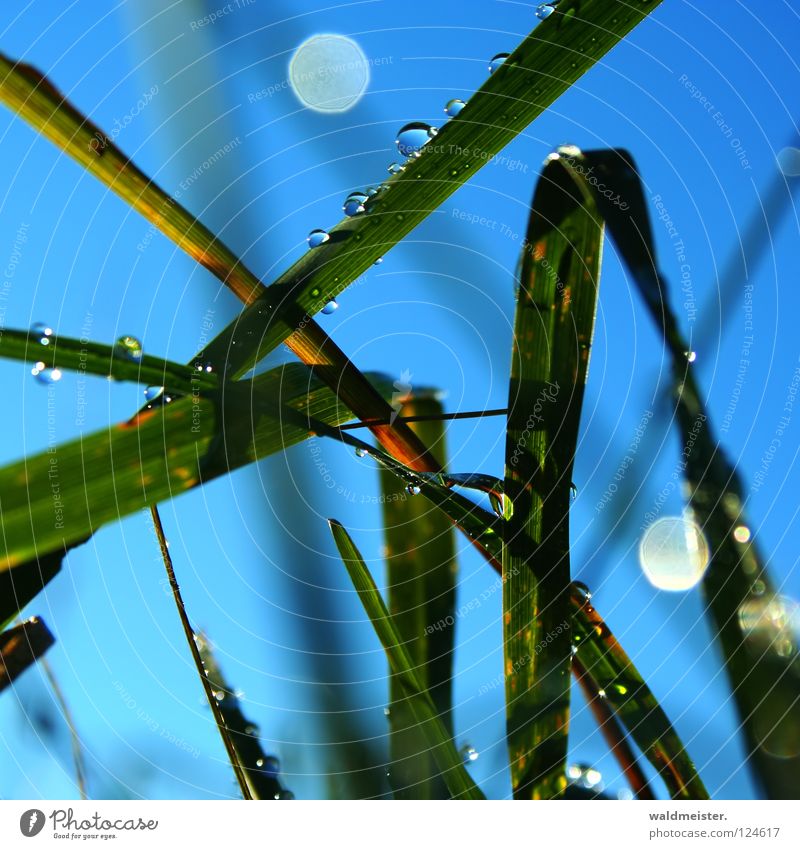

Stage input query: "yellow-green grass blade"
[
  {"left": 328, "top": 519, "right": 484, "bottom": 800},
  {"left": 502, "top": 146, "right": 604, "bottom": 798},
  {"left": 571, "top": 586, "right": 709, "bottom": 799},
  {"left": 196, "top": 0, "right": 666, "bottom": 379},
  {"left": 577, "top": 148, "right": 800, "bottom": 799},
  {"left": 0, "top": 328, "right": 217, "bottom": 393},
  {"left": 379, "top": 396, "right": 457, "bottom": 798},
  {"left": 0, "top": 365, "right": 392, "bottom": 623}
]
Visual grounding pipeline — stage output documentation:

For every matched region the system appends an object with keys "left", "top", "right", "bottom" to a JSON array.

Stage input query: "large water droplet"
[
  {"left": 488, "top": 53, "right": 510, "bottom": 74},
  {"left": 572, "top": 581, "right": 592, "bottom": 603},
  {"left": 144, "top": 386, "right": 164, "bottom": 402},
  {"left": 685, "top": 350, "right": 697, "bottom": 363},
  {"left": 355, "top": 447, "right": 368, "bottom": 458},
  {"left": 307, "top": 229, "right": 330, "bottom": 248},
  {"left": 638, "top": 516, "right": 710, "bottom": 591},
  {"left": 321, "top": 299, "right": 339, "bottom": 315},
  {"left": 343, "top": 192, "right": 368, "bottom": 217},
  {"left": 31, "top": 322, "right": 53, "bottom": 346},
  {"left": 444, "top": 98, "right": 466, "bottom": 117},
  {"left": 115, "top": 335, "right": 143, "bottom": 363},
  {"left": 31, "top": 362, "right": 61, "bottom": 385},
  {"left": 535, "top": 3, "right": 557, "bottom": 20},
  {"left": 396, "top": 122, "right": 436, "bottom": 158}
]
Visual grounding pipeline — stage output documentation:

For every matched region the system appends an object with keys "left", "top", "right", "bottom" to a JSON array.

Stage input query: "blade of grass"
[
  {"left": 328, "top": 519, "right": 484, "bottom": 800},
  {"left": 0, "top": 52, "right": 438, "bottom": 477},
  {"left": 40, "top": 657, "right": 89, "bottom": 799},
  {"left": 0, "top": 329, "right": 218, "bottom": 393},
  {"left": 323, "top": 422, "right": 707, "bottom": 798},
  {"left": 574, "top": 148, "right": 800, "bottom": 799},
  {"left": 570, "top": 585, "right": 709, "bottom": 800},
  {"left": 151, "top": 506, "right": 291, "bottom": 800},
  {"left": 502, "top": 145, "right": 604, "bottom": 798},
  {"left": 0, "top": 364, "right": 394, "bottom": 590},
  {"left": 0, "top": 616, "right": 54, "bottom": 692},
  {"left": 379, "top": 395, "right": 457, "bottom": 799}
]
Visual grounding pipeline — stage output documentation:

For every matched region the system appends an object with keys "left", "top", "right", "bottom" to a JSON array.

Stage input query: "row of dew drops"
[{"left": 303, "top": 2, "right": 562, "bottom": 316}]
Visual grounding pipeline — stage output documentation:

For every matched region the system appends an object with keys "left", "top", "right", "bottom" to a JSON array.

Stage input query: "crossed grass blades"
[{"left": 4, "top": 0, "right": 789, "bottom": 801}]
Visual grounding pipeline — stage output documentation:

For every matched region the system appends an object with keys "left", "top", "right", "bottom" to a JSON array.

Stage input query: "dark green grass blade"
[
  {"left": 306, "top": 417, "right": 709, "bottom": 798},
  {"left": 328, "top": 520, "right": 484, "bottom": 800},
  {"left": 502, "top": 146, "right": 604, "bottom": 798},
  {"left": 571, "top": 586, "right": 709, "bottom": 799},
  {"left": 191, "top": 0, "right": 665, "bottom": 378},
  {"left": 0, "top": 616, "right": 54, "bottom": 692},
  {"left": 379, "top": 396, "right": 457, "bottom": 799},
  {"left": 0, "top": 365, "right": 392, "bottom": 621},
  {"left": 575, "top": 148, "right": 800, "bottom": 799},
  {"left": 0, "top": 328, "right": 217, "bottom": 393}
]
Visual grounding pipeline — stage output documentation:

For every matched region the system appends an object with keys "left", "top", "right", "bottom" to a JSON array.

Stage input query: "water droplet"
[
  {"left": 31, "top": 322, "right": 53, "bottom": 346},
  {"left": 406, "top": 484, "right": 421, "bottom": 496},
  {"left": 387, "top": 162, "right": 406, "bottom": 175},
  {"left": 364, "top": 186, "right": 380, "bottom": 197},
  {"left": 597, "top": 688, "right": 607, "bottom": 699},
  {"left": 396, "top": 122, "right": 436, "bottom": 158},
  {"left": 570, "top": 482, "right": 578, "bottom": 503},
  {"left": 489, "top": 491, "right": 509, "bottom": 519},
  {"left": 685, "top": 350, "right": 697, "bottom": 363},
  {"left": 214, "top": 690, "right": 226, "bottom": 702},
  {"left": 321, "top": 299, "right": 339, "bottom": 315},
  {"left": 572, "top": 581, "right": 592, "bottom": 603},
  {"left": 355, "top": 447, "right": 367, "bottom": 458},
  {"left": 31, "top": 362, "right": 61, "bottom": 385},
  {"left": 460, "top": 745, "right": 479, "bottom": 764},
  {"left": 488, "top": 53, "right": 510, "bottom": 74},
  {"left": 777, "top": 146, "right": 800, "bottom": 177},
  {"left": 343, "top": 192, "right": 368, "bottom": 217},
  {"left": 638, "top": 516, "right": 710, "bottom": 591},
  {"left": 374, "top": 256, "right": 383, "bottom": 265},
  {"left": 733, "top": 525, "right": 751, "bottom": 543},
  {"left": 275, "top": 790, "right": 295, "bottom": 800},
  {"left": 444, "top": 98, "right": 466, "bottom": 117},
  {"left": 383, "top": 706, "right": 391, "bottom": 716},
  {"left": 115, "top": 335, "right": 144, "bottom": 363},
  {"left": 535, "top": 3, "right": 557, "bottom": 20},
  {"left": 144, "top": 386, "right": 164, "bottom": 402},
  {"left": 307, "top": 229, "right": 330, "bottom": 248},
  {"left": 258, "top": 756, "right": 281, "bottom": 778}
]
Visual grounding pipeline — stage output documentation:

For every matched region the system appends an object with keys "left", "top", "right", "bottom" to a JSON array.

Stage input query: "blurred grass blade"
[
  {"left": 502, "top": 146, "right": 604, "bottom": 798},
  {"left": 196, "top": 1, "right": 665, "bottom": 378},
  {"left": 328, "top": 519, "right": 484, "bottom": 800},
  {"left": 0, "top": 365, "right": 394, "bottom": 615},
  {"left": 379, "top": 395, "right": 457, "bottom": 799},
  {"left": 0, "top": 328, "right": 217, "bottom": 393},
  {"left": 0, "top": 616, "right": 54, "bottom": 692},
  {"left": 574, "top": 148, "right": 800, "bottom": 799},
  {"left": 571, "top": 586, "right": 709, "bottom": 800}
]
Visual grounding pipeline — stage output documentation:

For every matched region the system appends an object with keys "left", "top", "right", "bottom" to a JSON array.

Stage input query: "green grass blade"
[
  {"left": 575, "top": 148, "right": 800, "bottom": 799},
  {"left": 0, "top": 328, "right": 217, "bottom": 393},
  {"left": 571, "top": 586, "right": 709, "bottom": 799},
  {"left": 0, "top": 365, "right": 393, "bottom": 617},
  {"left": 328, "top": 519, "right": 484, "bottom": 800},
  {"left": 197, "top": 0, "right": 665, "bottom": 379},
  {"left": 379, "top": 396, "right": 457, "bottom": 798},
  {"left": 0, "top": 616, "right": 54, "bottom": 692},
  {"left": 502, "top": 146, "right": 604, "bottom": 798}
]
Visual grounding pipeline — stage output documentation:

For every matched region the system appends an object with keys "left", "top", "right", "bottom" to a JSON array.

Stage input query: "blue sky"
[{"left": 1, "top": 0, "right": 799, "bottom": 800}]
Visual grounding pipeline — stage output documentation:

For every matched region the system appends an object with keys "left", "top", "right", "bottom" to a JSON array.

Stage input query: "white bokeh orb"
[
  {"left": 289, "top": 34, "right": 369, "bottom": 113},
  {"left": 638, "top": 516, "right": 710, "bottom": 591}
]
